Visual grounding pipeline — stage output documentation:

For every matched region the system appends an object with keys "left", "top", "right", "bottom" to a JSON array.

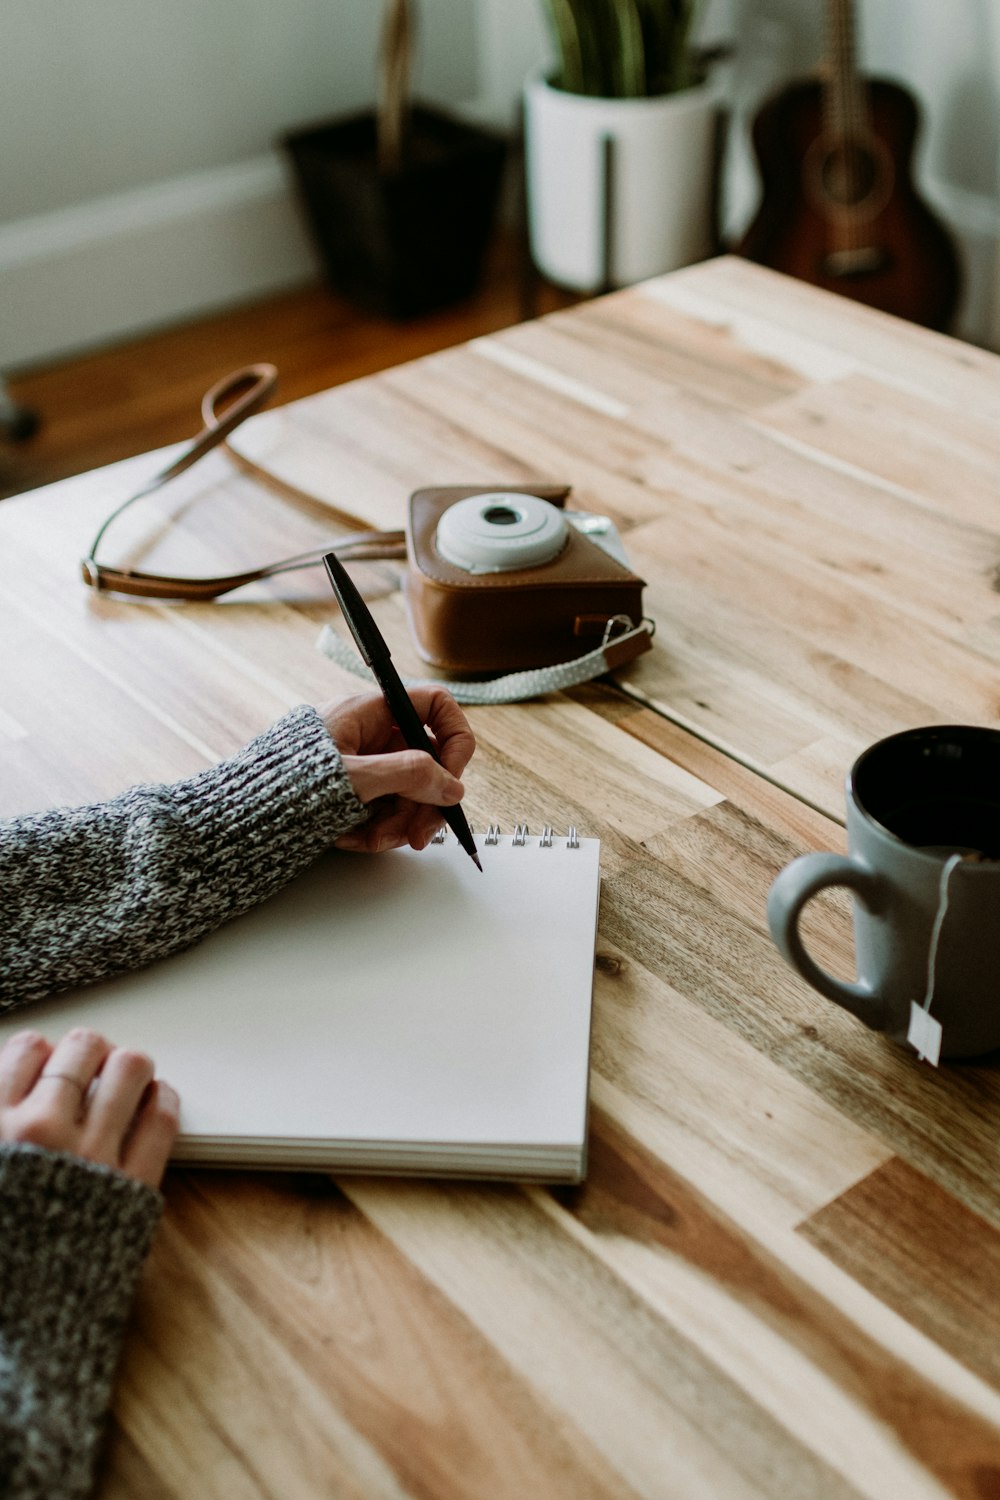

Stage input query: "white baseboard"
[
  {"left": 1, "top": 155, "right": 320, "bottom": 372},
  {"left": 5, "top": 145, "right": 999, "bottom": 371}
]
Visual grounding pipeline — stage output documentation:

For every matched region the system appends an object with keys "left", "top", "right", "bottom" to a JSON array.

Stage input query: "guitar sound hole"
[{"left": 820, "top": 144, "right": 880, "bottom": 206}]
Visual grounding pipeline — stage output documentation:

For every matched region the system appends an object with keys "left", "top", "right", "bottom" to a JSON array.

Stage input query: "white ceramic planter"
[{"left": 523, "top": 70, "right": 719, "bottom": 292}]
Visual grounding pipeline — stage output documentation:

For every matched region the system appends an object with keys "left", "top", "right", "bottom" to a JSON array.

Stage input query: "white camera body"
[{"left": 435, "top": 490, "right": 630, "bottom": 574}]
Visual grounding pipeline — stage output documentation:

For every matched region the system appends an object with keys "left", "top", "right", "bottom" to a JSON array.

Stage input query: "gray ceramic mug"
[{"left": 767, "top": 725, "right": 1000, "bottom": 1060}]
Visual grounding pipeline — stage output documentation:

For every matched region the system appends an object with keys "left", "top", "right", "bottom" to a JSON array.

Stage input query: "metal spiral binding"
[
  {"left": 432, "top": 826, "right": 448, "bottom": 844},
  {"left": 478, "top": 824, "right": 581, "bottom": 847}
]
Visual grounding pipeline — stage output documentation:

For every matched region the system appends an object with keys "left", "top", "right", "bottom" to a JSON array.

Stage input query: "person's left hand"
[
  {"left": 320, "top": 688, "right": 476, "bottom": 854},
  {"left": 0, "top": 1027, "right": 179, "bottom": 1189}
]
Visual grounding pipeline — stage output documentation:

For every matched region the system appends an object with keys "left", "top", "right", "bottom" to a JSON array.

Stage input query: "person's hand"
[
  {"left": 0, "top": 1028, "right": 179, "bottom": 1190},
  {"left": 321, "top": 688, "right": 476, "bottom": 855}
]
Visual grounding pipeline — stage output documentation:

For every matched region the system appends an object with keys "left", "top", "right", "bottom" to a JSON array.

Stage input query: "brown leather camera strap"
[{"left": 80, "top": 364, "right": 406, "bottom": 600}]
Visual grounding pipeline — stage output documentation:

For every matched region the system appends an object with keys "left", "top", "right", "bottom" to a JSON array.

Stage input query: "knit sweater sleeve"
[
  {"left": 0, "top": 1143, "right": 163, "bottom": 1500},
  {"left": 0, "top": 705, "right": 368, "bottom": 1009}
]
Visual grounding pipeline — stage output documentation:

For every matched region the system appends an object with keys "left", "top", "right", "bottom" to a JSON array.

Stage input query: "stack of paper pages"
[{"left": 2, "top": 833, "right": 601, "bottom": 1181}]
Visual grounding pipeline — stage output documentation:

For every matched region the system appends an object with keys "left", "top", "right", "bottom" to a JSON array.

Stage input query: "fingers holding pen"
[
  {"left": 320, "top": 689, "right": 476, "bottom": 781},
  {"left": 403, "top": 686, "right": 477, "bottom": 779},
  {"left": 321, "top": 687, "right": 476, "bottom": 855},
  {"left": 336, "top": 800, "right": 442, "bottom": 854},
  {"left": 341, "top": 746, "right": 464, "bottom": 810}
]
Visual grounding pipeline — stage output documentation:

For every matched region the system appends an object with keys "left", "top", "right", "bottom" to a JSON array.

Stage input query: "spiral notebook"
[{"left": 6, "top": 830, "right": 600, "bottom": 1182}]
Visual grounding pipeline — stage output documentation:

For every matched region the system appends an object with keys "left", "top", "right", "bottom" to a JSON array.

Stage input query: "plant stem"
[{"left": 377, "top": 0, "right": 414, "bottom": 173}]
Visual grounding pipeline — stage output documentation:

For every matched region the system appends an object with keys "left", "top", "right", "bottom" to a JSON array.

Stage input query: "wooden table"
[{"left": 4, "top": 256, "right": 1000, "bottom": 1499}]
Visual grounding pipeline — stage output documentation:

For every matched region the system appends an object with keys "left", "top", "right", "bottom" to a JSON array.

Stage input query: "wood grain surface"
[{"left": 4, "top": 257, "right": 1000, "bottom": 1498}]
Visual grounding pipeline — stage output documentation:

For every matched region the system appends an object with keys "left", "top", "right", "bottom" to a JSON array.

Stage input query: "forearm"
[
  {"left": 0, "top": 705, "right": 367, "bottom": 1008},
  {"left": 0, "top": 1145, "right": 163, "bottom": 1500}
]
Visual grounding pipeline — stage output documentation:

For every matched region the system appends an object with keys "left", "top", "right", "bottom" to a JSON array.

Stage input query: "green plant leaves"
[{"left": 542, "top": 0, "right": 699, "bottom": 98}]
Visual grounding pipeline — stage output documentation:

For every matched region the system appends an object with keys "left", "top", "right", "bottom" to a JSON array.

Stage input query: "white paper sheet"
[{"left": 3, "top": 835, "right": 600, "bottom": 1180}]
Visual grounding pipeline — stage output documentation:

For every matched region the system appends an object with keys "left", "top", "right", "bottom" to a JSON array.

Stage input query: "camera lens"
[{"left": 435, "top": 491, "right": 570, "bottom": 572}]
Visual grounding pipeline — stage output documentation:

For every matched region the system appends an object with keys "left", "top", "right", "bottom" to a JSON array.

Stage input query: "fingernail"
[{"left": 7, "top": 1030, "right": 43, "bottom": 1049}]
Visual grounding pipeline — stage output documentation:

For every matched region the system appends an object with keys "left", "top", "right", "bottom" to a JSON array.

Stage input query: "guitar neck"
[
  {"left": 824, "top": 0, "right": 870, "bottom": 141},
  {"left": 821, "top": 0, "right": 885, "bottom": 263}
]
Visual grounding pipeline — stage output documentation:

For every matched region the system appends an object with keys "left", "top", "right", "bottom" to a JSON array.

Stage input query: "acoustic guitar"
[{"left": 737, "top": 0, "right": 961, "bottom": 331}]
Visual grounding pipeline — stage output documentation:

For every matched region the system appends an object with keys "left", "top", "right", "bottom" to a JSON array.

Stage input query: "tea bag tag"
[
  {"left": 907, "top": 1002, "right": 943, "bottom": 1067},
  {"left": 907, "top": 851, "right": 963, "bottom": 1067}
]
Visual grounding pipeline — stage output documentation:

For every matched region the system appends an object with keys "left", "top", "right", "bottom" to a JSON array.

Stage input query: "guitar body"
[{"left": 738, "top": 77, "right": 961, "bottom": 332}]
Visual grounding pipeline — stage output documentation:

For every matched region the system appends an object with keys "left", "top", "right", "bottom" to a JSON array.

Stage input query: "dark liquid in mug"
[
  {"left": 875, "top": 798, "right": 1000, "bottom": 860},
  {"left": 854, "top": 729, "right": 1000, "bottom": 860}
]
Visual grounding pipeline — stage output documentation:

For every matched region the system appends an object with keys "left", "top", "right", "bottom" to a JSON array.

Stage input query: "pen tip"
[{"left": 472, "top": 853, "right": 483, "bottom": 872}]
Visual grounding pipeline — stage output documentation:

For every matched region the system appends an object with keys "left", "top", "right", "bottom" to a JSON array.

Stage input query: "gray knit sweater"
[{"left": 0, "top": 705, "right": 368, "bottom": 1499}]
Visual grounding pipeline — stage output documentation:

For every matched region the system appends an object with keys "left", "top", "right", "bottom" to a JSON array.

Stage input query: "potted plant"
[
  {"left": 524, "top": 0, "right": 720, "bottom": 292},
  {"left": 283, "top": 0, "right": 508, "bottom": 319}
]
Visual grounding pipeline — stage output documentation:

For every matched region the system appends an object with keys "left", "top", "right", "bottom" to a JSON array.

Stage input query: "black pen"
[{"left": 323, "top": 552, "right": 482, "bottom": 871}]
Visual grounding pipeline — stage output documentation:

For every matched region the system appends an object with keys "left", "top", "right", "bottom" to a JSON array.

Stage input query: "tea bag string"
[{"left": 921, "top": 852, "right": 964, "bottom": 1017}]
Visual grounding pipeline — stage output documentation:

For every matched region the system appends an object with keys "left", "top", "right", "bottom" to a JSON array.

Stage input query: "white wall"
[
  {"left": 4, "top": 0, "right": 1000, "bottom": 368},
  {"left": 1, "top": 2, "right": 478, "bottom": 225},
  {"left": 864, "top": 0, "right": 1000, "bottom": 344},
  {"left": 0, "top": 0, "right": 479, "bottom": 368}
]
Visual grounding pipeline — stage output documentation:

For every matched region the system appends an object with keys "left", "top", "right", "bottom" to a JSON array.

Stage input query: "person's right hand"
[
  {"left": 320, "top": 687, "right": 476, "bottom": 855},
  {"left": 0, "top": 1027, "right": 179, "bottom": 1190}
]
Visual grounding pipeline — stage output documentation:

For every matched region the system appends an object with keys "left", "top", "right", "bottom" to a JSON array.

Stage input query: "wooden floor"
[{"left": 0, "top": 234, "right": 576, "bottom": 500}]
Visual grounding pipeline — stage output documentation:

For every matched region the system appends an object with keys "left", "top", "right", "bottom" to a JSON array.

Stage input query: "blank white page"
[{"left": 3, "top": 835, "right": 600, "bottom": 1176}]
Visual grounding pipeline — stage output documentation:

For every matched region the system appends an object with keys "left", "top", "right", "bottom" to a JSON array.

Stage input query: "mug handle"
[{"left": 767, "top": 854, "right": 887, "bottom": 1030}]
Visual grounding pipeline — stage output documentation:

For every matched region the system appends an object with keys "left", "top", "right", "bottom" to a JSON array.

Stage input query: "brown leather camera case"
[{"left": 404, "top": 485, "right": 647, "bottom": 675}]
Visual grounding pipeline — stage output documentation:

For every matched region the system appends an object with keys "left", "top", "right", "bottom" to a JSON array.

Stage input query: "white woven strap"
[{"left": 315, "top": 621, "right": 653, "bottom": 704}]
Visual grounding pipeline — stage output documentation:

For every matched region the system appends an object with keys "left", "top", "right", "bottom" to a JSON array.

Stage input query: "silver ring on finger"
[{"left": 39, "top": 1071, "right": 88, "bottom": 1096}]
